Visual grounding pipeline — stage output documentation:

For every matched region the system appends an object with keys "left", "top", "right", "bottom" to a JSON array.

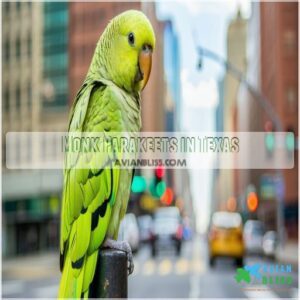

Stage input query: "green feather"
[{"left": 58, "top": 9, "right": 155, "bottom": 298}]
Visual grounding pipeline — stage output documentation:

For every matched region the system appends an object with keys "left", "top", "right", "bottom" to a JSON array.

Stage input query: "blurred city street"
[
  {"left": 3, "top": 236, "right": 298, "bottom": 298},
  {"left": 2, "top": 1, "right": 299, "bottom": 299}
]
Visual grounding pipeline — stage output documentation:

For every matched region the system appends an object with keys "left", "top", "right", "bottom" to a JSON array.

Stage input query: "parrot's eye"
[{"left": 128, "top": 32, "right": 135, "bottom": 45}]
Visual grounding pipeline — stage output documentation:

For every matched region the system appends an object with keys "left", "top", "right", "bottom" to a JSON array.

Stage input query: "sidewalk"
[
  {"left": 3, "top": 251, "right": 60, "bottom": 280},
  {"left": 276, "top": 241, "right": 298, "bottom": 270}
]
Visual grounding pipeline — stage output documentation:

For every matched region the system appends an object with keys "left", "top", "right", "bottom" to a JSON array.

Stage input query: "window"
[
  {"left": 27, "top": 36, "right": 32, "bottom": 56},
  {"left": 3, "top": 2, "right": 10, "bottom": 15},
  {"left": 3, "top": 89, "right": 9, "bottom": 112},
  {"left": 285, "top": 87, "right": 297, "bottom": 113},
  {"left": 16, "top": 1, "right": 21, "bottom": 11},
  {"left": 16, "top": 38, "right": 21, "bottom": 58},
  {"left": 45, "top": 10, "right": 68, "bottom": 29},
  {"left": 4, "top": 41, "right": 10, "bottom": 61},
  {"left": 16, "top": 87, "right": 21, "bottom": 108},
  {"left": 44, "top": 52, "right": 68, "bottom": 71},
  {"left": 2, "top": 138, "right": 6, "bottom": 168},
  {"left": 43, "top": 28, "right": 68, "bottom": 55},
  {"left": 283, "top": 30, "right": 296, "bottom": 56},
  {"left": 28, "top": 83, "right": 32, "bottom": 105},
  {"left": 44, "top": 2, "right": 68, "bottom": 13},
  {"left": 50, "top": 75, "right": 68, "bottom": 94}
]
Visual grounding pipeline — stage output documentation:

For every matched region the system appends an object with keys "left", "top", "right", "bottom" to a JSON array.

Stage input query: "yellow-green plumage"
[{"left": 58, "top": 10, "right": 155, "bottom": 298}]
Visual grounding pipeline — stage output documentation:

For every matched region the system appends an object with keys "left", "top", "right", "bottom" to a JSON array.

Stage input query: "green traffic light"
[
  {"left": 265, "top": 133, "right": 275, "bottom": 152},
  {"left": 286, "top": 132, "right": 294, "bottom": 151},
  {"left": 156, "top": 181, "right": 166, "bottom": 197},
  {"left": 131, "top": 176, "right": 146, "bottom": 193},
  {"left": 149, "top": 179, "right": 156, "bottom": 197}
]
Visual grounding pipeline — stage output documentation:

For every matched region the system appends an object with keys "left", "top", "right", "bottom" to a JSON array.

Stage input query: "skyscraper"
[
  {"left": 68, "top": 2, "right": 141, "bottom": 105},
  {"left": 2, "top": 2, "right": 67, "bottom": 256},
  {"left": 236, "top": 2, "right": 298, "bottom": 240},
  {"left": 260, "top": 2, "right": 298, "bottom": 239},
  {"left": 163, "top": 20, "right": 181, "bottom": 130},
  {"left": 2, "top": 2, "right": 43, "bottom": 134},
  {"left": 218, "top": 10, "right": 247, "bottom": 210},
  {"left": 43, "top": 2, "right": 69, "bottom": 109}
]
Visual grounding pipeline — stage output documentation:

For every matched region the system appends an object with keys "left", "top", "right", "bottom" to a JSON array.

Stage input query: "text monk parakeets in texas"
[{"left": 58, "top": 10, "right": 155, "bottom": 298}]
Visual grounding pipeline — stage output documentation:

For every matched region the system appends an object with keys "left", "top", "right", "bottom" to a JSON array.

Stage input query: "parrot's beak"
[{"left": 139, "top": 44, "right": 152, "bottom": 90}]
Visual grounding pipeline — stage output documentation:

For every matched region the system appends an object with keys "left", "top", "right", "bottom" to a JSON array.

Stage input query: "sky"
[{"left": 157, "top": 0, "right": 251, "bottom": 232}]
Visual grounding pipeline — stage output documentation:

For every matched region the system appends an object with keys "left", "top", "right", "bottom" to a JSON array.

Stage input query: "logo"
[{"left": 235, "top": 263, "right": 293, "bottom": 285}]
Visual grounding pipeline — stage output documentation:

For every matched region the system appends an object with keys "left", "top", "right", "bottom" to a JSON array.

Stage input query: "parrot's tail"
[{"left": 58, "top": 251, "right": 98, "bottom": 299}]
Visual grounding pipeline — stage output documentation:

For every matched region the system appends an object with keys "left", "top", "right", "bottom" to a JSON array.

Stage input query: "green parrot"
[{"left": 58, "top": 10, "right": 155, "bottom": 298}]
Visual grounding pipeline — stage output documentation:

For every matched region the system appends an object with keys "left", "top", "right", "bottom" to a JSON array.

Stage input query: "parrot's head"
[{"left": 92, "top": 10, "right": 156, "bottom": 93}]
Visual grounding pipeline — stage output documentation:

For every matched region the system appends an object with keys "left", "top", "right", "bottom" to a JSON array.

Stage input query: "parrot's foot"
[{"left": 103, "top": 238, "right": 134, "bottom": 275}]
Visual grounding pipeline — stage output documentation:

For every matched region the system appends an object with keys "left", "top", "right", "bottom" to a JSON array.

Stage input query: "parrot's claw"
[{"left": 103, "top": 238, "right": 134, "bottom": 275}]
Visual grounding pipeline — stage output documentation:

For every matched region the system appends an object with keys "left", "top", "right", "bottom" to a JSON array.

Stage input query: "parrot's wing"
[
  {"left": 59, "top": 82, "right": 124, "bottom": 297},
  {"left": 68, "top": 82, "right": 91, "bottom": 132}
]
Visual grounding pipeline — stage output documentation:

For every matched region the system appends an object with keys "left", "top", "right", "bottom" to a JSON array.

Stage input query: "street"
[
  {"left": 2, "top": 2, "right": 299, "bottom": 300},
  {"left": 2, "top": 236, "right": 298, "bottom": 299}
]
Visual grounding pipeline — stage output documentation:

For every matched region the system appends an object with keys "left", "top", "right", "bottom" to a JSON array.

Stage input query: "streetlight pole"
[
  {"left": 197, "top": 46, "right": 285, "bottom": 248},
  {"left": 197, "top": 46, "right": 283, "bottom": 132}
]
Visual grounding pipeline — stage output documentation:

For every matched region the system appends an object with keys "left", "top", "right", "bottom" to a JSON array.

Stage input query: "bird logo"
[
  {"left": 235, "top": 268, "right": 251, "bottom": 283},
  {"left": 244, "top": 263, "right": 262, "bottom": 280}
]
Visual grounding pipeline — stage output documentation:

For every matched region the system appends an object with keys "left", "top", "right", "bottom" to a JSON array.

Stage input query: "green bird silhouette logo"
[{"left": 235, "top": 268, "right": 251, "bottom": 283}]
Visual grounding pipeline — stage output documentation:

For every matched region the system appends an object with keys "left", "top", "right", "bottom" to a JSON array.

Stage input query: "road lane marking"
[
  {"left": 243, "top": 285, "right": 279, "bottom": 299},
  {"left": 143, "top": 259, "right": 155, "bottom": 276},
  {"left": 189, "top": 274, "right": 201, "bottom": 298},
  {"left": 158, "top": 259, "right": 172, "bottom": 276},
  {"left": 189, "top": 236, "right": 205, "bottom": 298},
  {"left": 192, "top": 259, "right": 205, "bottom": 274},
  {"left": 175, "top": 258, "right": 189, "bottom": 275}
]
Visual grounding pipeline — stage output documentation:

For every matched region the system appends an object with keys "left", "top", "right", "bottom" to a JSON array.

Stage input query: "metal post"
[
  {"left": 89, "top": 249, "right": 128, "bottom": 298},
  {"left": 197, "top": 46, "right": 283, "bottom": 132}
]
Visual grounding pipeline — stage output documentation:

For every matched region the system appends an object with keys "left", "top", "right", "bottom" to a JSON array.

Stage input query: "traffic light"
[
  {"left": 131, "top": 176, "right": 146, "bottom": 193},
  {"left": 155, "top": 166, "right": 165, "bottom": 178},
  {"left": 150, "top": 166, "right": 166, "bottom": 198},
  {"left": 156, "top": 181, "right": 166, "bottom": 197},
  {"left": 265, "top": 133, "right": 275, "bottom": 152},
  {"left": 161, "top": 187, "right": 174, "bottom": 206},
  {"left": 226, "top": 196, "right": 237, "bottom": 212},
  {"left": 285, "top": 131, "right": 295, "bottom": 152},
  {"left": 247, "top": 192, "right": 258, "bottom": 212},
  {"left": 264, "top": 121, "right": 275, "bottom": 154}
]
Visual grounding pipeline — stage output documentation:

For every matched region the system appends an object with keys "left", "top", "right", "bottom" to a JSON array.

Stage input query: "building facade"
[
  {"left": 68, "top": 2, "right": 141, "bottom": 105},
  {"left": 2, "top": 2, "right": 67, "bottom": 256},
  {"left": 236, "top": 2, "right": 298, "bottom": 240},
  {"left": 140, "top": 2, "right": 165, "bottom": 133},
  {"left": 2, "top": 2, "right": 44, "bottom": 256},
  {"left": 2, "top": 2, "right": 43, "bottom": 134},
  {"left": 163, "top": 20, "right": 181, "bottom": 131},
  {"left": 260, "top": 2, "right": 298, "bottom": 239},
  {"left": 41, "top": 2, "right": 69, "bottom": 131},
  {"left": 217, "top": 10, "right": 247, "bottom": 210},
  {"left": 43, "top": 2, "right": 69, "bottom": 109}
]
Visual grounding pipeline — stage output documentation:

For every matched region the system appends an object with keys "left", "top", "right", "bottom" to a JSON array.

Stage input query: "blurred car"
[
  {"left": 243, "top": 220, "right": 264, "bottom": 255},
  {"left": 263, "top": 231, "right": 277, "bottom": 258},
  {"left": 137, "top": 215, "right": 153, "bottom": 243},
  {"left": 151, "top": 207, "right": 183, "bottom": 257},
  {"left": 208, "top": 211, "right": 244, "bottom": 267},
  {"left": 118, "top": 213, "right": 140, "bottom": 253}
]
